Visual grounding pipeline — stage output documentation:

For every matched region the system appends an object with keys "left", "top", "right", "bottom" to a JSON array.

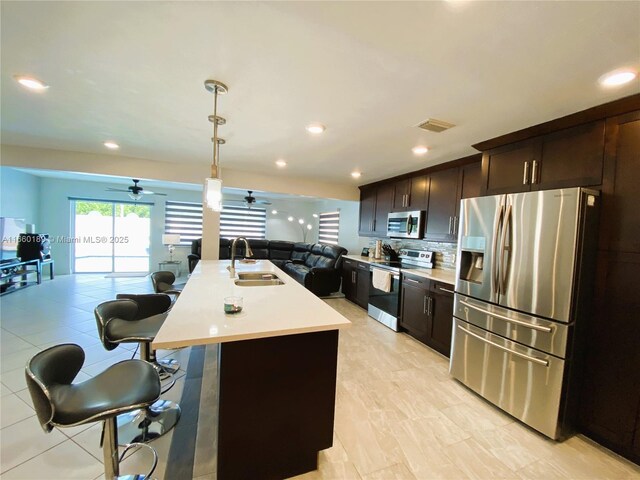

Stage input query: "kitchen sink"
[
  {"left": 234, "top": 278, "right": 285, "bottom": 287},
  {"left": 237, "top": 272, "right": 281, "bottom": 281}
]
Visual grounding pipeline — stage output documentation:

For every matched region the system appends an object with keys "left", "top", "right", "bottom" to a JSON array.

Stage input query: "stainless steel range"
[
  {"left": 367, "top": 249, "right": 434, "bottom": 331},
  {"left": 450, "top": 187, "right": 600, "bottom": 440}
]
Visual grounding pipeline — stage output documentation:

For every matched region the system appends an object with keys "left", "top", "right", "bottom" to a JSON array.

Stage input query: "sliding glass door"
[{"left": 72, "top": 200, "right": 151, "bottom": 273}]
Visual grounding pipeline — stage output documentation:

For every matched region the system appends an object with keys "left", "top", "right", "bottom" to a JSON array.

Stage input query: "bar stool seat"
[
  {"left": 49, "top": 360, "right": 159, "bottom": 426},
  {"left": 104, "top": 313, "right": 165, "bottom": 344}
]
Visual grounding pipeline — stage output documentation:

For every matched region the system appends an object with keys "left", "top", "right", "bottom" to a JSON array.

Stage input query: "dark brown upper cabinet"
[
  {"left": 481, "top": 121, "right": 605, "bottom": 196},
  {"left": 460, "top": 162, "right": 482, "bottom": 199},
  {"left": 536, "top": 121, "right": 605, "bottom": 190},
  {"left": 359, "top": 183, "right": 394, "bottom": 237},
  {"left": 358, "top": 186, "right": 377, "bottom": 236},
  {"left": 409, "top": 175, "right": 430, "bottom": 210},
  {"left": 392, "top": 178, "right": 411, "bottom": 211},
  {"left": 483, "top": 140, "right": 539, "bottom": 195},
  {"left": 425, "top": 167, "right": 460, "bottom": 242},
  {"left": 392, "top": 177, "right": 429, "bottom": 212},
  {"left": 374, "top": 183, "right": 394, "bottom": 236}
]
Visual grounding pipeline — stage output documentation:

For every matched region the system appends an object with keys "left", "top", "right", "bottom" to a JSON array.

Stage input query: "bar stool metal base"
[
  {"left": 117, "top": 399, "right": 181, "bottom": 444},
  {"left": 157, "top": 357, "right": 180, "bottom": 374}
]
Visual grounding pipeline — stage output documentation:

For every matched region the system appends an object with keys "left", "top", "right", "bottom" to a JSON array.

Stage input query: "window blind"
[
  {"left": 220, "top": 205, "right": 266, "bottom": 240},
  {"left": 318, "top": 211, "right": 340, "bottom": 245},
  {"left": 164, "top": 201, "right": 203, "bottom": 245}
]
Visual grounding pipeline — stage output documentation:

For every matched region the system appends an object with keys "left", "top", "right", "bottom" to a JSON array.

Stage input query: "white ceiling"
[{"left": 1, "top": 2, "right": 639, "bottom": 185}]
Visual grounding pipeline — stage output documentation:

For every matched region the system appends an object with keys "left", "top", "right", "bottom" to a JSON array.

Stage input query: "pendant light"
[{"left": 204, "top": 79, "right": 228, "bottom": 211}]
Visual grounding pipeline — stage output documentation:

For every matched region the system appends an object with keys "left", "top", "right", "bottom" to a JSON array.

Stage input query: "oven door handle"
[
  {"left": 456, "top": 325, "right": 549, "bottom": 367},
  {"left": 459, "top": 300, "right": 552, "bottom": 333}
]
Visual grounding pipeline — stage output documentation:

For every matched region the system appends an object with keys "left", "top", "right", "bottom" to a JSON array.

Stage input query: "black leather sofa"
[{"left": 188, "top": 239, "right": 347, "bottom": 296}]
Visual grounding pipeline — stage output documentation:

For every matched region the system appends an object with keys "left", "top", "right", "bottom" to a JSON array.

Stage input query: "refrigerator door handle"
[
  {"left": 459, "top": 300, "right": 552, "bottom": 333},
  {"left": 492, "top": 205, "right": 504, "bottom": 295},
  {"left": 456, "top": 325, "right": 549, "bottom": 367},
  {"left": 500, "top": 204, "right": 512, "bottom": 294}
]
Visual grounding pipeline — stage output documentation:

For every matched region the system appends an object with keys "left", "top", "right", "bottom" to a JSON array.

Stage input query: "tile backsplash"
[{"left": 362, "top": 237, "right": 458, "bottom": 271}]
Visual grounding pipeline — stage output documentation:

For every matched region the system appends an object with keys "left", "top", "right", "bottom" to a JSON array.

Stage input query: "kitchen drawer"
[
  {"left": 430, "top": 281, "right": 454, "bottom": 296},
  {"left": 356, "top": 262, "right": 369, "bottom": 271},
  {"left": 453, "top": 294, "right": 568, "bottom": 357},
  {"left": 450, "top": 318, "right": 565, "bottom": 439},
  {"left": 402, "top": 273, "right": 430, "bottom": 289}
]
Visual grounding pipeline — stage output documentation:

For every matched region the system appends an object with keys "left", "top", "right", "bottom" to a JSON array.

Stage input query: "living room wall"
[{"left": 0, "top": 167, "right": 40, "bottom": 229}]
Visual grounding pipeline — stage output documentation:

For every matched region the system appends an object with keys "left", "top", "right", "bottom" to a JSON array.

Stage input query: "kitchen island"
[{"left": 153, "top": 259, "right": 351, "bottom": 479}]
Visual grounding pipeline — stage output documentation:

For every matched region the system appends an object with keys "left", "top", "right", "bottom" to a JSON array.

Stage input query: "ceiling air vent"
[{"left": 417, "top": 118, "right": 455, "bottom": 133}]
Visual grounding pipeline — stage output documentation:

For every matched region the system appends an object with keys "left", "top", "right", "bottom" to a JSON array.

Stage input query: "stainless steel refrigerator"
[{"left": 450, "top": 187, "right": 600, "bottom": 439}]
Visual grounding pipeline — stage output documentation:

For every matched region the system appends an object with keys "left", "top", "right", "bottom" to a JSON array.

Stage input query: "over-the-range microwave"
[{"left": 387, "top": 211, "right": 425, "bottom": 239}]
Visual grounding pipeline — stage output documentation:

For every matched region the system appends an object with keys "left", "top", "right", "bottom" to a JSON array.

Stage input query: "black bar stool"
[
  {"left": 25, "top": 344, "right": 160, "bottom": 479},
  {"left": 94, "top": 296, "right": 181, "bottom": 444},
  {"left": 150, "top": 271, "right": 184, "bottom": 300}
]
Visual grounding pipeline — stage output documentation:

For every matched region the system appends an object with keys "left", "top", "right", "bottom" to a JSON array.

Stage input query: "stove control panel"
[{"left": 398, "top": 249, "right": 434, "bottom": 268}]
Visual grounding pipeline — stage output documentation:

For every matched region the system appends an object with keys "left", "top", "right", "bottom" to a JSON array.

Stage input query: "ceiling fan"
[
  {"left": 106, "top": 179, "right": 167, "bottom": 200},
  {"left": 227, "top": 190, "right": 272, "bottom": 208}
]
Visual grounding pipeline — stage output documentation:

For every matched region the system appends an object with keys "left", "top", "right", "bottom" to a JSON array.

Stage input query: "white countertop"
[
  {"left": 343, "top": 255, "right": 456, "bottom": 285},
  {"left": 152, "top": 260, "right": 351, "bottom": 349}
]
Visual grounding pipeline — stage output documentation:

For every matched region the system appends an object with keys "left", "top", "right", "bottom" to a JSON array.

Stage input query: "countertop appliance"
[
  {"left": 368, "top": 248, "right": 435, "bottom": 331},
  {"left": 450, "top": 187, "right": 600, "bottom": 440},
  {"left": 387, "top": 211, "right": 425, "bottom": 239}
]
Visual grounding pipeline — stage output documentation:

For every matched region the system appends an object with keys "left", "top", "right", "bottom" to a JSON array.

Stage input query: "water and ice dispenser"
[{"left": 459, "top": 236, "right": 486, "bottom": 284}]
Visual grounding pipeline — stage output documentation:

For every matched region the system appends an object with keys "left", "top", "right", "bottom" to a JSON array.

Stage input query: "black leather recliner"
[{"left": 281, "top": 243, "right": 347, "bottom": 297}]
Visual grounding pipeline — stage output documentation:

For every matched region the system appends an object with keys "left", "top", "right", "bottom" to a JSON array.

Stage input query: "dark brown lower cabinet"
[
  {"left": 400, "top": 274, "right": 454, "bottom": 357},
  {"left": 428, "top": 283, "right": 454, "bottom": 357},
  {"left": 355, "top": 262, "right": 370, "bottom": 309},
  {"left": 400, "top": 278, "right": 430, "bottom": 341},
  {"left": 342, "top": 259, "right": 370, "bottom": 309}
]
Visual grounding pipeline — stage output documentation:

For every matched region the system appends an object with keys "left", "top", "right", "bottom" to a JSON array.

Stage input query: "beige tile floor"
[{"left": 0, "top": 274, "right": 639, "bottom": 479}]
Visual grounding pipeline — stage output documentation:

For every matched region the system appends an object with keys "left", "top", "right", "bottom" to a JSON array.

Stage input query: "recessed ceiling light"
[
  {"left": 599, "top": 68, "right": 637, "bottom": 87},
  {"left": 275, "top": 159, "right": 287, "bottom": 168},
  {"left": 351, "top": 171, "right": 362, "bottom": 179},
  {"left": 306, "top": 124, "right": 325, "bottom": 134},
  {"left": 103, "top": 141, "right": 120, "bottom": 150},
  {"left": 271, "top": 210, "right": 278, "bottom": 214},
  {"left": 14, "top": 75, "right": 49, "bottom": 91},
  {"left": 288, "top": 216, "right": 294, "bottom": 222},
  {"left": 312, "top": 214, "right": 319, "bottom": 218},
  {"left": 412, "top": 146, "right": 429, "bottom": 155}
]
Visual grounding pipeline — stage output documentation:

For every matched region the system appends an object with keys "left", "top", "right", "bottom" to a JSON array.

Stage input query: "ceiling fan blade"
[
  {"left": 256, "top": 200, "right": 272, "bottom": 205},
  {"left": 139, "top": 190, "right": 166, "bottom": 196},
  {"left": 106, "top": 188, "right": 131, "bottom": 192}
]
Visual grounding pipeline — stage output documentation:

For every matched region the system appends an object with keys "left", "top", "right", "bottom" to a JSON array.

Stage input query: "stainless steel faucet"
[{"left": 228, "top": 237, "right": 254, "bottom": 277}]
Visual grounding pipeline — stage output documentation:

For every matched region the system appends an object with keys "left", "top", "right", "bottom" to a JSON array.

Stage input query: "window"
[
  {"left": 72, "top": 199, "right": 151, "bottom": 273},
  {"left": 220, "top": 205, "right": 266, "bottom": 240},
  {"left": 164, "top": 201, "right": 203, "bottom": 245},
  {"left": 318, "top": 211, "right": 340, "bottom": 245},
  {"left": 164, "top": 201, "right": 267, "bottom": 243}
]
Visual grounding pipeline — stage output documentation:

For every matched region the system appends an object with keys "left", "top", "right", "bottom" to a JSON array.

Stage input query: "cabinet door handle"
[
  {"left": 531, "top": 160, "right": 538, "bottom": 184},
  {"left": 523, "top": 161, "right": 530, "bottom": 185},
  {"left": 405, "top": 277, "right": 420, "bottom": 284},
  {"left": 453, "top": 216, "right": 458, "bottom": 236},
  {"left": 405, "top": 194, "right": 408, "bottom": 207},
  {"left": 440, "top": 287, "right": 455, "bottom": 294},
  {"left": 427, "top": 296, "right": 433, "bottom": 316},
  {"left": 423, "top": 295, "right": 428, "bottom": 314},
  {"left": 352, "top": 271, "right": 356, "bottom": 283},
  {"left": 448, "top": 216, "right": 453, "bottom": 235}
]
